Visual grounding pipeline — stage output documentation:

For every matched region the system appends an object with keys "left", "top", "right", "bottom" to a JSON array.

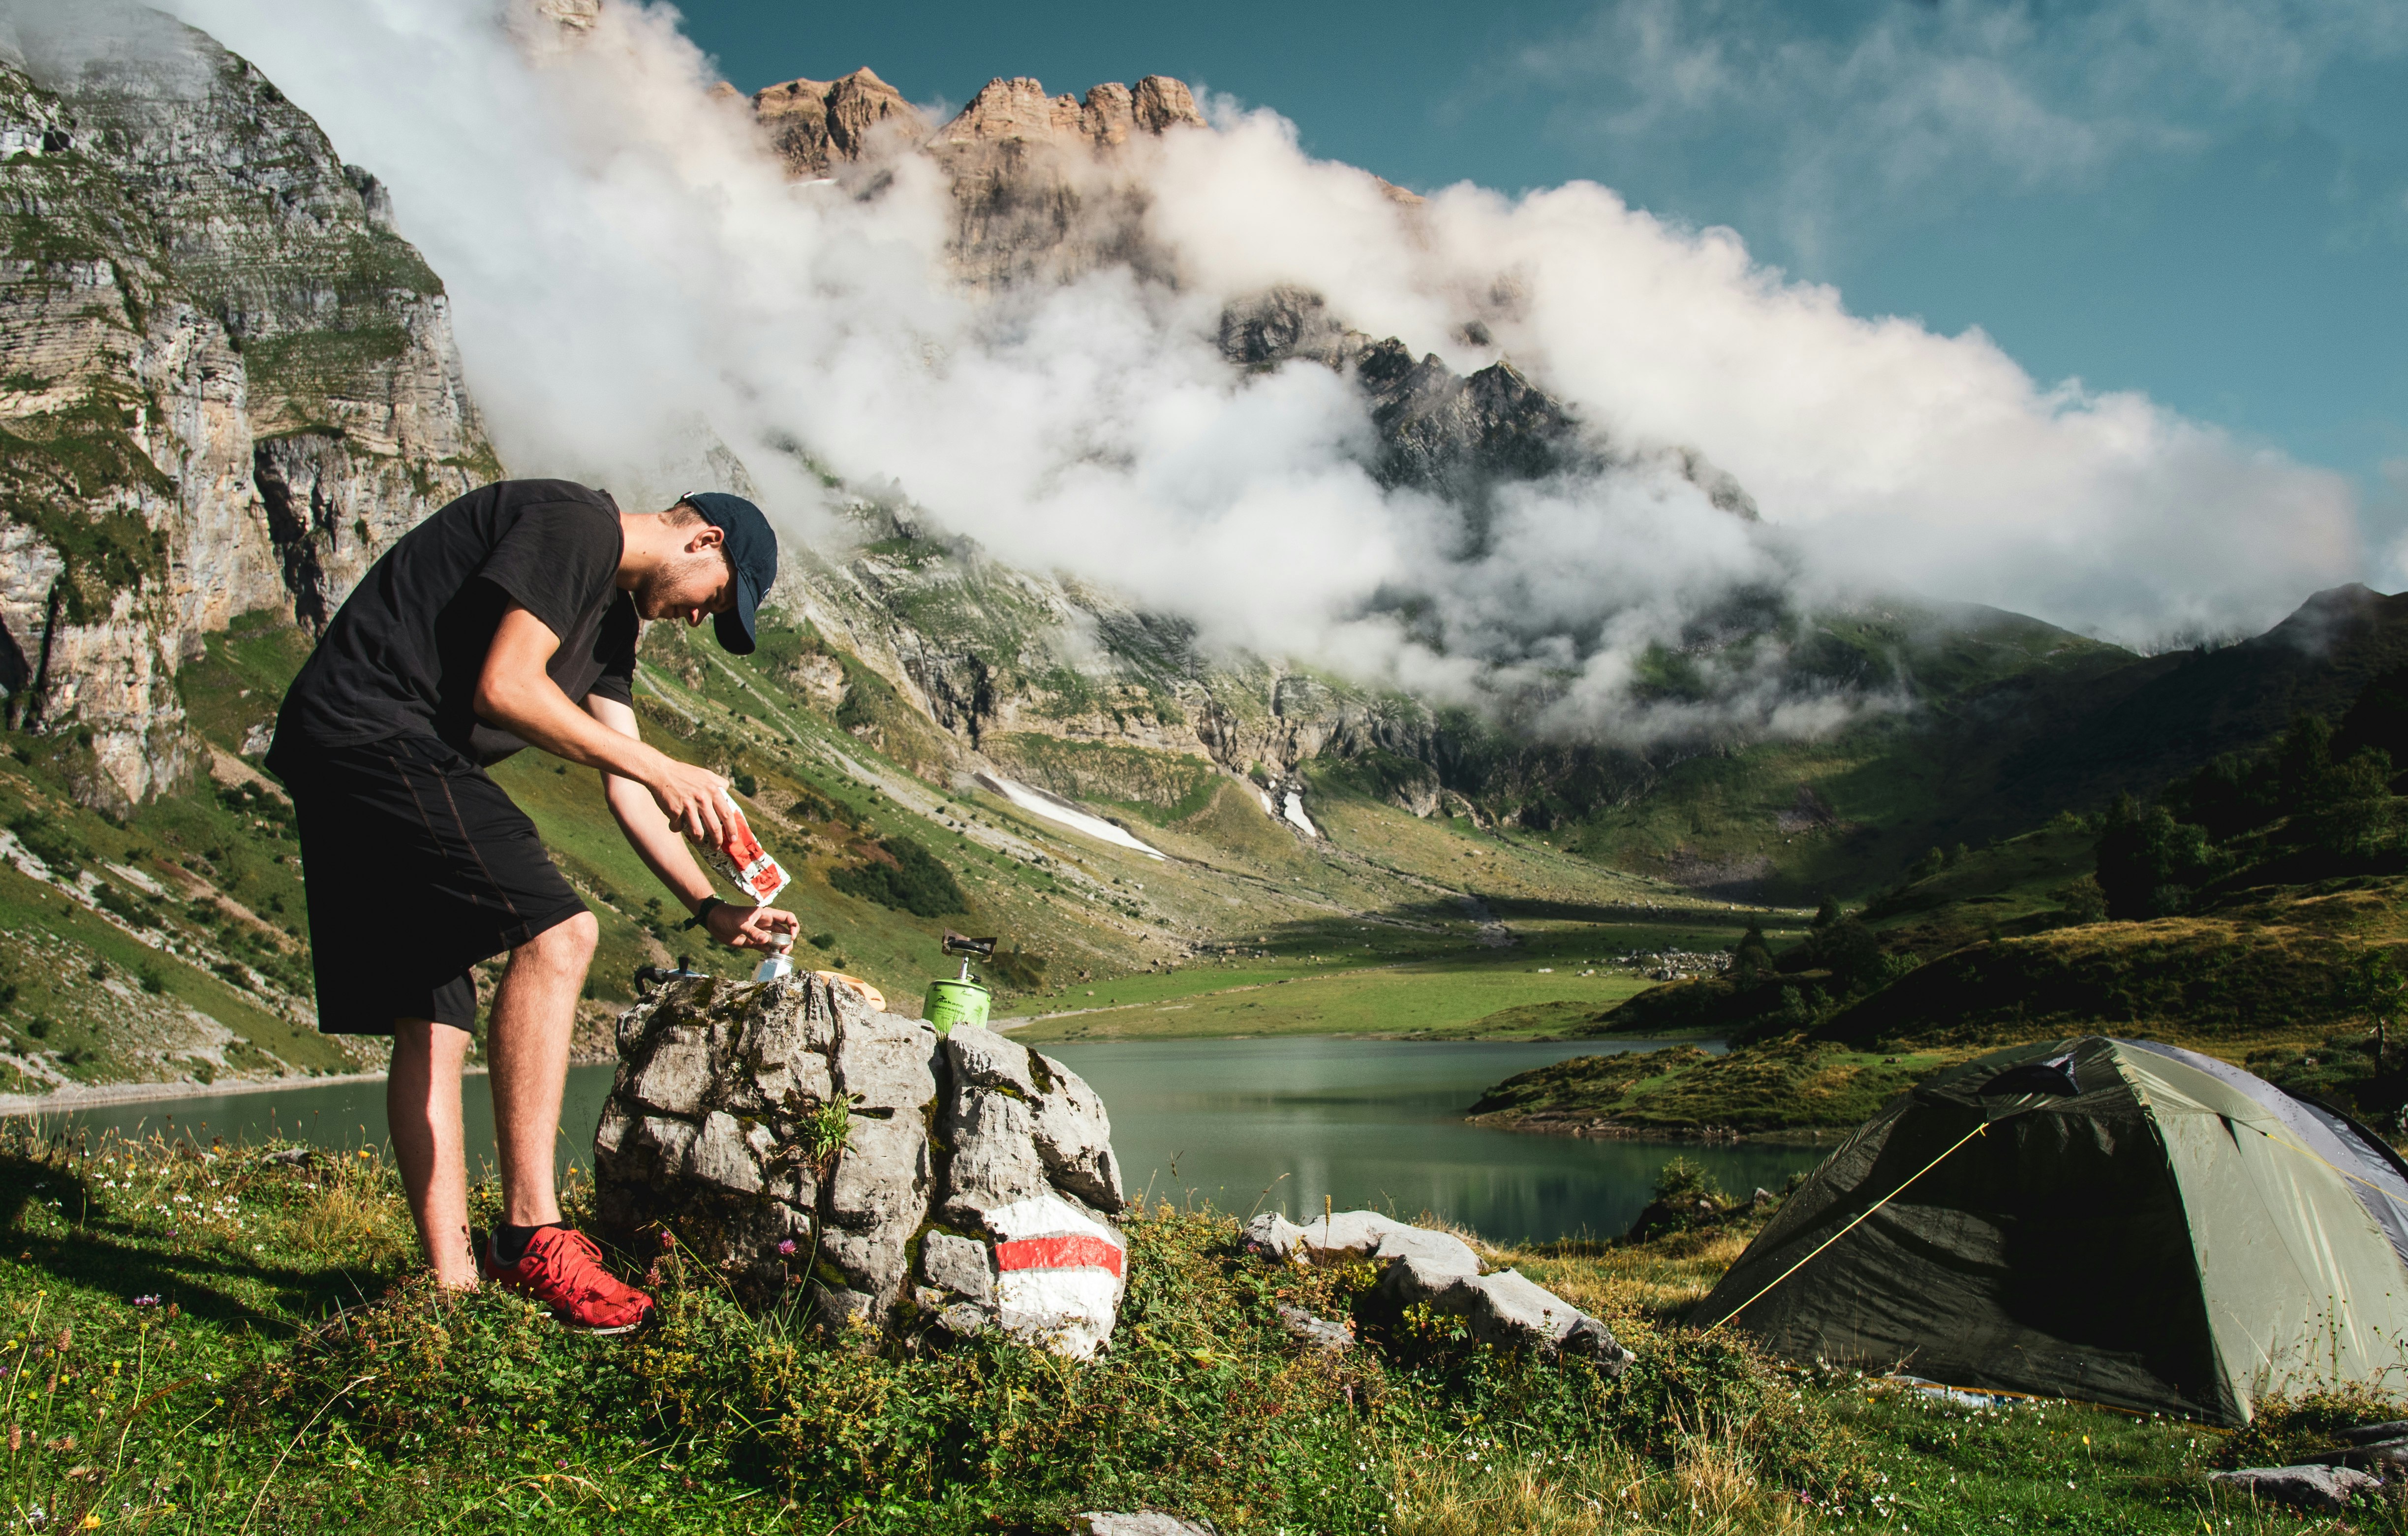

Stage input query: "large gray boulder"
[
  {"left": 1243, "top": 1209, "right": 1633, "bottom": 1370},
  {"left": 596, "top": 975, "right": 1128, "bottom": 1357}
]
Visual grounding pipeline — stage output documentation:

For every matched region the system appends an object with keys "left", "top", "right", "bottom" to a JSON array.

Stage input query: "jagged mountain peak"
[
  {"left": 750, "top": 65, "right": 923, "bottom": 177},
  {"left": 933, "top": 74, "right": 1206, "bottom": 154},
  {"left": 745, "top": 67, "right": 1204, "bottom": 182}
]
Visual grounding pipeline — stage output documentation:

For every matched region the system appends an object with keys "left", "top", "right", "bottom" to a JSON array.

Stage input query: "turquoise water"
[
  {"left": 1045, "top": 1036, "right": 1821, "bottom": 1244},
  {"left": 5, "top": 1037, "right": 1826, "bottom": 1245}
]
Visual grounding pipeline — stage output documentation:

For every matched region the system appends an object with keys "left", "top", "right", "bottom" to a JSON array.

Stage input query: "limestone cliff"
[
  {"left": 750, "top": 67, "right": 924, "bottom": 178},
  {"left": 0, "top": 9, "right": 493, "bottom": 809},
  {"left": 748, "top": 69, "right": 1207, "bottom": 288}
]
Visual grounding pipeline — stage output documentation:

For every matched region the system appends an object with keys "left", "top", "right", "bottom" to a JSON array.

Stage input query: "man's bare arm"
[
  {"left": 474, "top": 605, "right": 730, "bottom": 844},
  {"left": 587, "top": 693, "right": 800, "bottom": 952}
]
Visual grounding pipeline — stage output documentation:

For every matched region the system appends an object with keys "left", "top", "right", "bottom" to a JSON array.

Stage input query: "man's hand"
[
  {"left": 707, "top": 903, "right": 800, "bottom": 951},
  {"left": 648, "top": 758, "right": 732, "bottom": 847}
]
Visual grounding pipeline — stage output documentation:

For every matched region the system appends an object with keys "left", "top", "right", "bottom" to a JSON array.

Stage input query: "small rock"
[
  {"left": 1074, "top": 1514, "right": 1218, "bottom": 1536},
  {"left": 1444, "top": 1271, "right": 1634, "bottom": 1371},
  {"left": 1275, "top": 1302, "right": 1353, "bottom": 1354},
  {"left": 2342, "top": 1419, "right": 2408, "bottom": 1444},
  {"left": 2307, "top": 1435, "right": 2408, "bottom": 1473},
  {"left": 2210, "top": 1464, "right": 2377, "bottom": 1512},
  {"left": 1246, "top": 1206, "right": 1629, "bottom": 1369}
]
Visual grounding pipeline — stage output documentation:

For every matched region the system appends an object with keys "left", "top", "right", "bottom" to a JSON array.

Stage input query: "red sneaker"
[{"left": 480, "top": 1226, "right": 656, "bottom": 1334}]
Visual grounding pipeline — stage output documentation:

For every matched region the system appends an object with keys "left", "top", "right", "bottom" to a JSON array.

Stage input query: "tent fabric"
[{"left": 1690, "top": 1036, "right": 2408, "bottom": 1424}]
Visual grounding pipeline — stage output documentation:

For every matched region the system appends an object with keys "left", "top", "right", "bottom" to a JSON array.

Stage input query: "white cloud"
[{"left": 121, "top": 0, "right": 2368, "bottom": 743}]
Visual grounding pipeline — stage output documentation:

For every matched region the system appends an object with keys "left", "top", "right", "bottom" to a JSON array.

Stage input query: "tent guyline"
[{"left": 1706, "top": 1120, "right": 1991, "bottom": 1335}]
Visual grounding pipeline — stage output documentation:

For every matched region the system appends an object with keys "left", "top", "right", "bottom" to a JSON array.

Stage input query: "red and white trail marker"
[{"left": 987, "top": 1194, "right": 1125, "bottom": 1358}]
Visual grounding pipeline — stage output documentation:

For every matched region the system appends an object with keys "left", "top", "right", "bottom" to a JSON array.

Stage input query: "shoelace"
[{"left": 525, "top": 1230, "right": 626, "bottom": 1305}]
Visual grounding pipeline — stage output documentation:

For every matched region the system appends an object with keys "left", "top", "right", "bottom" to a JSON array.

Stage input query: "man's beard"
[{"left": 633, "top": 549, "right": 724, "bottom": 620}]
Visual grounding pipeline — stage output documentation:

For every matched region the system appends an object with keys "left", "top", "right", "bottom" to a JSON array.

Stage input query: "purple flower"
[
  {"left": 132, "top": 1296, "right": 160, "bottom": 1308},
  {"left": 776, "top": 1238, "right": 798, "bottom": 1256}
]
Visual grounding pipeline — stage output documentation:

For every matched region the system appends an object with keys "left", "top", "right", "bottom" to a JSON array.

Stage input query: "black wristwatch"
[{"left": 683, "top": 895, "right": 725, "bottom": 932}]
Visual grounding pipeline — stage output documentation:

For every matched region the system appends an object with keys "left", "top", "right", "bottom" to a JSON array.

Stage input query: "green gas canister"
[
  {"left": 926, "top": 931, "right": 1000, "bottom": 1035},
  {"left": 923, "top": 973, "right": 991, "bottom": 1034}
]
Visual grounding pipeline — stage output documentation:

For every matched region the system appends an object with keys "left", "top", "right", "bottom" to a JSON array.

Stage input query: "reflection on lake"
[
  {"left": 4, "top": 1035, "right": 1831, "bottom": 1245},
  {"left": 1045, "top": 1036, "right": 1824, "bottom": 1244}
]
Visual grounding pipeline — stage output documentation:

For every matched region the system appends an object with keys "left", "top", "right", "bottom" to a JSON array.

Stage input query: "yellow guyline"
[{"left": 1706, "top": 1120, "right": 1991, "bottom": 1334}]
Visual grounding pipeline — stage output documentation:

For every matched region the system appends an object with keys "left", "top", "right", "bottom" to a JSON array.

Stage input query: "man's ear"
[{"left": 684, "top": 523, "right": 727, "bottom": 556}]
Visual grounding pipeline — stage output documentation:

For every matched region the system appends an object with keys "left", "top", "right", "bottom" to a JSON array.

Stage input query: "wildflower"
[
  {"left": 132, "top": 1296, "right": 159, "bottom": 1308},
  {"left": 776, "top": 1238, "right": 798, "bottom": 1256}
]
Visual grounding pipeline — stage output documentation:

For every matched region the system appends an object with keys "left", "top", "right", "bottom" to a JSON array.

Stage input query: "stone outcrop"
[
  {"left": 1074, "top": 1515, "right": 1217, "bottom": 1536},
  {"left": 595, "top": 973, "right": 1131, "bottom": 1358},
  {"left": 751, "top": 67, "right": 924, "bottom": 177},
  {"left": 0, "top": 6, "right": 493, "bottom": 808},
  {"left": 1243, "top": 1210, "right": 1633, "bottom": 1368},
  {"left": 930, "top": 75, "right": 1206, "bottom": 157},
  {"left": 743, "top": 69, "right": 1208, "bottom": 289}
]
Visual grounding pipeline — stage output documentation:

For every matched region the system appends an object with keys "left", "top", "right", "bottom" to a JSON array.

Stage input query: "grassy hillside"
[
  {"left": 17, "top": 556, "right": 2408, "bottom": 1100},
  {"left": 7, "top": 593, "right": 1753, "bottom": 1095},
  {"left": 1561, "top": 584, "right": 2408, "bottom": 904},
  {"left": 1469, "top": 798, "right": 2408, "bottom": 1139}
]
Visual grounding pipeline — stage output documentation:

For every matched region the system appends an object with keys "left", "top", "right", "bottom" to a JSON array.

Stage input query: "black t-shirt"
[{"left": 267, "top": 480, "right": 639, "bottom": 772}]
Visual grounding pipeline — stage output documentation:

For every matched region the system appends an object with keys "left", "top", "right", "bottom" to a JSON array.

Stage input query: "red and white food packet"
[{"left": 707, "top": 790, "right": 791, "bottom": 904}]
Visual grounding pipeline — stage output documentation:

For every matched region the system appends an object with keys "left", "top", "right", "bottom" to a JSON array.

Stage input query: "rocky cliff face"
[
  {"left": 747, "top": 68, "right": 1207, "bottom": 288},
  {"left": 0, "top": 8, "right": 492, "bottom": 809},
  {"left": 749, "top": 67, "right": 923, "bottom": 178}
]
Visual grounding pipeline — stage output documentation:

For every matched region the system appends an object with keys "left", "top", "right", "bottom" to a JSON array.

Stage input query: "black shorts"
[{"left": 283, "top": 734, "right": 587, "bottom": 1035}]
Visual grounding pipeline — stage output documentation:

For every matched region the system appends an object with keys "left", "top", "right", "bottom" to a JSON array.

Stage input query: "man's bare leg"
[
  {"left": 487, "top": 911, "right": 600, "bottom": 1229},
  {"left": 388, "top": 1018, "right": 477, "bottom": 1288}
]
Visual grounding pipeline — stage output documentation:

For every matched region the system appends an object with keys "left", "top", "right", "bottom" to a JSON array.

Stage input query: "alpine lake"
[{"left": 7, "top": 1036, "right": 1823, "bottom": 1245}]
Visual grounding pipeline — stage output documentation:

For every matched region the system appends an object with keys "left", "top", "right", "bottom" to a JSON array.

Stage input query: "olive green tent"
[{"left": 1692, "top": 1036, "right": 2408, "bottom": 1424}]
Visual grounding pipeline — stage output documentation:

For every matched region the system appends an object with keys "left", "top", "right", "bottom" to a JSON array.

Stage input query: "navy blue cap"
[{"left": 679, "top": 492, "right": 776, "bottom": 655}]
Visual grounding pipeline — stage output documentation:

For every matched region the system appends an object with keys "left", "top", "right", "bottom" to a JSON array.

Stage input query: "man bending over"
[{"left": 266, "top": 482, "right": 798, "bottom": 1330}]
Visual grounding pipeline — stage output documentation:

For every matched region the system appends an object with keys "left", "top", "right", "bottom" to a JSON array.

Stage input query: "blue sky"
[{"left": 675, "top": 0, "right": 2403, "bottom": 516}]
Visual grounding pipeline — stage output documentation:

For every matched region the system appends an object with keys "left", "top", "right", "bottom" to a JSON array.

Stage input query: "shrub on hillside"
[
  {"left": 2049, "top": 874, "right": 2108, "bottom": 924},
  {"left": 2095, "top": 793, "right": 2216, "bottom": 919},
  {"left": 830, "top": 835, "right": 966, "bottom": 917}
]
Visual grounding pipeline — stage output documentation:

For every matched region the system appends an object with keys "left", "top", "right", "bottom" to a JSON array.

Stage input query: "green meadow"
[{"left": 0, "top": 1123, "right": 2361, "bottom": 1535}]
